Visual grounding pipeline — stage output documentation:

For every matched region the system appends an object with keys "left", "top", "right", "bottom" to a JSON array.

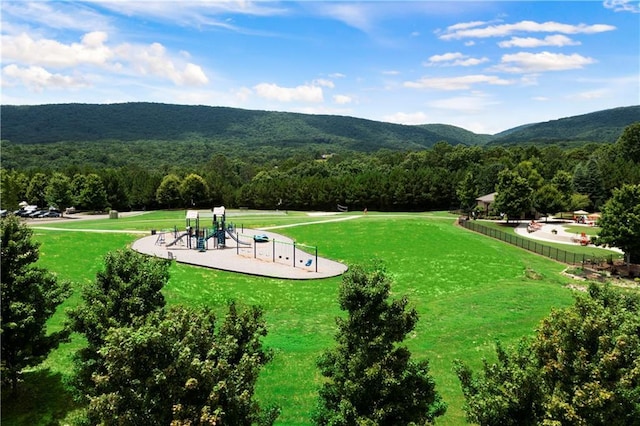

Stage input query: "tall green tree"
[
  {"left": 593, "top": 184, "right": 640, "bottom": 264},
  {"left": 455, "top": 284, "right": 640, "bottom": 426},
  {"left": 0, "top": 168, "right": 28, "bottom": 211},
  {"left": 25, "top": 172, "right": 48, "bottom": 207},
  {"left": 616, "top": 121, "right": 640, "bottom": 163},
  {"left": 67, "top": 249, "right": 170, "bottom": 397},
  {"left": 80, "top": 173, "right": 109, "bottom": 212},
  {"left": 156, "top": 173, "right": 182, "bottom": 208},
  {"left": 45, "top": 172, "right": 73, "bottom": 212},
  {"left": 180, "top": 173, "right": 210, "bottom": 207},
  {"left": 533, "top": 183, "right": 566, "bottom": 221},
  {"left": 457, "top": 169, "right": 481, "bottom": 213},
  {"left": 1, "top": 216, "right": 71, "bottom": 392},
  {"left": 85, "top": 304, "right": 278, "bottom": 426},
  {"left": 101, "top": 169, "right": 130, "bottom": 211},
  {"left": 313, "top": 264, "right": 446, "bottom": 425},
  {"left": 493, "top": 169, "right": 533, "bottom": 221}
]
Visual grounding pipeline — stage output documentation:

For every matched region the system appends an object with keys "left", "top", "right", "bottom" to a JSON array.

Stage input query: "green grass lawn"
[{"left": 3, "top": 211, "right": 579, "bottom": 425}]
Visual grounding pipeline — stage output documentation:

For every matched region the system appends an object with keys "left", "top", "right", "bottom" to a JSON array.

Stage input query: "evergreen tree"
[
  {"left": 67, "top": 249, "right": 170, "bottom": 398},
  {"left": 313, "top": 264, "right": 446, "bottom": 425},
  {"left": 1, "top": 216, "right": 71, "bottom": 392}
]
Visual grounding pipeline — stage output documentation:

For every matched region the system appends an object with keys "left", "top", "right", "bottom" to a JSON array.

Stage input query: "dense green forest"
[
  {"left": 1, "top": 103, "right": 638, "bottom": 214},
  {"left": 488, "top": 105, "right": 640, "bottom": 145},
  {"left": 1, "top": 103, "right": 637, "bottom": 171}
]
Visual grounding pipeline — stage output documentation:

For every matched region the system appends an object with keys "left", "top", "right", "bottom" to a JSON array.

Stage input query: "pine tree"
[
  {"left": 313, "top": 264, "right": 446, "bottom": 425},
  {"left": 1, "top": 216, "right": 71, "bottom": 392}
]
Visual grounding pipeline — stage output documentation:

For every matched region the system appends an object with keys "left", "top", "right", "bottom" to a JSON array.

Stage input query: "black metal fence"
[{"left": 459, "top": 219, "right": 600, "bottom": 265}]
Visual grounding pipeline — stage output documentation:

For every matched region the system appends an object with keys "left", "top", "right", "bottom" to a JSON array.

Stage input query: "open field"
[{"left": 4, "top": 210, "right": 586, "bottom": 425}]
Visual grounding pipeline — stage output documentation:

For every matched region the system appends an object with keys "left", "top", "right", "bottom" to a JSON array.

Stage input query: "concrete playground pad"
[{"left": 132, "top": 228, "right": 348, "bottom": 280}]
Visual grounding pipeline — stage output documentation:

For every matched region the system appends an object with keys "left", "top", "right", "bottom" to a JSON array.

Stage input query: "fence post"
[{"left": 293, "top": 242, "right": 296, "bottom": 267}]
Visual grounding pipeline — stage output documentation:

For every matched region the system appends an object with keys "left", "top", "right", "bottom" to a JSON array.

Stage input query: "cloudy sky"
[{"left": 2, "top": 0, "right": 638, "bottom": 134}]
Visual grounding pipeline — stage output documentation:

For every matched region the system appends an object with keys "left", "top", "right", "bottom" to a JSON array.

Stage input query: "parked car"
[
  {"left": 0, "top": 209, "right": 7, "bottom": 218},
  {"left": 40, "top": 210, "right": 61, "bottom": 218},
  {"left": 253, "top": 233, "right": 270, "bottom": 243}
]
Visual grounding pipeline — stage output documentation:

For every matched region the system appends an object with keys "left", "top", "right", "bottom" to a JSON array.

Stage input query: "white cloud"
[
  {"left": 329, "top": 72, "right": 346, "bottom": 78},
  {"left": 333, "top": 94, "right": 352, "bottom": 104},
  {"left": 253, "top": 82, "right": 324, "bottom": 102},
  {"left": 234, "top": 87, "right": 253, "bottom": 102},
  {"left": 427, "top": 52, "right": 465, "bottom": 63},
  {"left": 532, "top": 96, "right": 550, "bottom": 101},
  {"left": 424, "top": 52, "right": 489, "bottom": 67},
  {"left": 404, "top": 74, "right": 512, "bottom": 90},
  {"left": 382, "top": 70, "right": 401, "bottom": 75},
  {"left": 603, "top": 0, "right": 640, "bottom": 13},
  {"left": 2, "top": 64, "right": 89, "bottom": 91},
  {"left": 313, "top": 79, "right": 335, "bottom": 88},
  {"left": 569, "top": 89, "right": 608, "bottom": 100},
  {"left": 494, "top": 51, "right": 596, "bottom": 73},
  {"left": 2, "top": 31, "right": 209, "bottom": 87},
  {"left": 383, "top": 111, "right": 429, "bottom": 125},
  {"left": 498, "top": 34, "right": 581, "bottom": 48},
  {"left": 440, "top": 20, "right": 616, "bottom": 40},
  {"left": 313, "top": 3, "right": 375, "bottom": 33},
  {"left": 1, "top": 1, "right": 112, "bottom": 33},
  {"left": 2, "top": 32, "right": 113, "bottom": 67},
  {"left": 427, "top": 95, "right": 499, "bottom": 114}
]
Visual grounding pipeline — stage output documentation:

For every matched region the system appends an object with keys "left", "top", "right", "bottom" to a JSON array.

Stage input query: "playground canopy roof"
[
  {"left": 186, "top": 210, "right": 199, "bottom": 219},
  {"left": 573, "top": 210, "right": 589, "bottom": 215}
]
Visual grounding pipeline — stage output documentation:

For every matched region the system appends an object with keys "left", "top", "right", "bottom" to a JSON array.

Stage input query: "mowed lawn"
[{"left": 6, "top": 211, "right": 576, "bottom": 425}]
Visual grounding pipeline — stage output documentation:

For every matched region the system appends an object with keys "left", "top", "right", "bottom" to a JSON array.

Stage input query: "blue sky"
[{"left": 2, "top": 1, "right": 638, "bottom": 134}]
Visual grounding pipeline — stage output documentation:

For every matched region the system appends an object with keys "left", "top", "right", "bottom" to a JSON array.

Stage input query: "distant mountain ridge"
[
  {"left": 1, "top": 103, "right": 637, "bottom": 150},
  {"left": 489, "top": 105, "right": 639, "bottom": 145}
]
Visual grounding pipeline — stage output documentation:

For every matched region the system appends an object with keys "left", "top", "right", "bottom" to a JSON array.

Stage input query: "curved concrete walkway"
[
  {"left": 132, "top": 227, "right": 348, "bottom": 280},
  {"left": 512, "top": 219, "right": 623, "bottom": 253}
]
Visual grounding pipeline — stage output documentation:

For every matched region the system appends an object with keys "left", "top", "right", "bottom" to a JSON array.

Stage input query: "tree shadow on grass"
[{"left": 1, "top": 368, "right": 81, "bottom": 426}]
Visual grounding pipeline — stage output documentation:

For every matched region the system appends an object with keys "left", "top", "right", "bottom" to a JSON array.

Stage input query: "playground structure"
[
  {"left": 137, "top": 207, "right": 349, "bottom": 279},
  {"left": 159, "top": 207, "right": 249, "bottom": 251}
]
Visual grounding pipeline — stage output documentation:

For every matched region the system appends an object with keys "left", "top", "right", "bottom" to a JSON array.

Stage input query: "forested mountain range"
[
  {"left": 489, "top": 106, "right": 640, "bottom": 145},
  {"left": 1, "top": 103, "right": 637, "bottom": 171},
  {"left": 3, "top": 103, "right": 637, "bottom": 147}
]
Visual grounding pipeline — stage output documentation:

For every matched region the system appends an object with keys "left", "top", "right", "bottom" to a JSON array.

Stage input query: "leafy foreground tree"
[
  {"left": 0, "top": 216, "right": 71, "bottom": 392},
  {"left": 593, "top": 183, "right": 640, "bottom": 265},
  {"left": 67, "top": 249, "right": 170, "bottom": 398},
  {"left": 455, "top": 284, "right": 640, "bottom": 426},
  {"left": 84, "top": 304, "right": 279, "bottom": 426},
  {"left": 313, "top": 264, "right": 446, "bottom": 425}
]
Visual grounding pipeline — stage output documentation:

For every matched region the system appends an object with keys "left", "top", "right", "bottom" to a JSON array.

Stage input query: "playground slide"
[
  {"left": 226, "top": 229, "right": 251, "bottom": 246},
  {"left": 166, "top": 232, "right": 189, "bottom": 247}
]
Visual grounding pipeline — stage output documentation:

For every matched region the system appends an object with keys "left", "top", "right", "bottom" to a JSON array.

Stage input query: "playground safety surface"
[{"left": 132, "top": 228, "right": 348, "bottom": 280}]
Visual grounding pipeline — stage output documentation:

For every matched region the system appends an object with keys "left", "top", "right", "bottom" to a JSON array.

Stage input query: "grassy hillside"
[{"left": 488, "top": 105, "right": 640, "bottom": 145}]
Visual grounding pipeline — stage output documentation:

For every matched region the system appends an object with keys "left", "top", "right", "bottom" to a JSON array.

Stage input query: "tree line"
[
  {"left": 2, "top": 123, "right": 639, "bottom": 215},
  {"left": 2, "top": 216, "right": 639, "bottom": 425}
]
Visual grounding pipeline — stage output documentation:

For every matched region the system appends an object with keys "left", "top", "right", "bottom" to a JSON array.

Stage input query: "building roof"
[{"left": 476, "top": 192, "right": 496, "bottom": 203}]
